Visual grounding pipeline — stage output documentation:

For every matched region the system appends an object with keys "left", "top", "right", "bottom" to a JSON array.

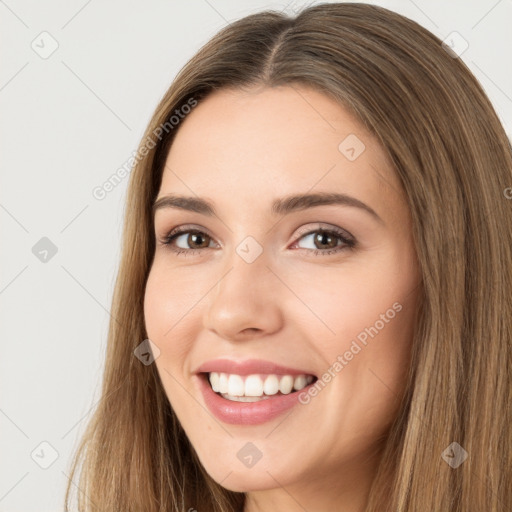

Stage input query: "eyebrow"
[{"left": 152, "top": 192, "right": 383, "bottom": 224}]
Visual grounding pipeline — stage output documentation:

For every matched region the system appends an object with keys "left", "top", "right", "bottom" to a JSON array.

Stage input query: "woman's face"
[{"left": 144, "top": 85, "right": 421, "bottom": 505}]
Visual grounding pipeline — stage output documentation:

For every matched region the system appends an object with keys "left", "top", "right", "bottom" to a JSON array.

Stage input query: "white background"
[{"left": 1, "top": 1, "right": 511, "bottom": 510}]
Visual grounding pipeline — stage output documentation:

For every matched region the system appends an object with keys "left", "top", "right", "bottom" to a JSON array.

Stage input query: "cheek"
[
  {"left": 287, "top": 248, "right": 418, "bottom": 426},
  {"left": 288, "top": 248, "right": 417, "bottom": 354},
  {"left": 143, "top": 269, "right": 170, "bottom": 343},
  {"left": 143, "top": 268, "right": 198, "bottom": 420},
  {"left": 143, "top": 261, "right": 205, "bottom": 342},
  {"left": 143, "top": 266, "right": 197, "bottom": 376}
]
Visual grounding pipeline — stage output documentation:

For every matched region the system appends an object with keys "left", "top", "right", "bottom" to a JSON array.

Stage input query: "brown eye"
[
  {"left": 160, "top": 227, "right": 216, "bottom": 255},
  {"left": 294, "top": 227, "right": 355, "bottom": 255},
  {"left": 312, "top": 231, "right": 339, "bottom": 250},
  {"left": 186, "top": 231, "right": 211, "bottom": 249},
  {"left": 161, "top": 225, "right": 355, "bottom": 257}
]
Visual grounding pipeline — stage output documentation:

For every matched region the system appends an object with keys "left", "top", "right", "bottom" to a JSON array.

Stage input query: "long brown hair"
[{"left": 64, "top": 3, "right": 512, "bottom": 511}]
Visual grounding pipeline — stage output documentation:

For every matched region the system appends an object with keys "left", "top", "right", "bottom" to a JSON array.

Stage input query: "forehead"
[{"left": 159, "top": 85, "right": 403, "bottom": 221}]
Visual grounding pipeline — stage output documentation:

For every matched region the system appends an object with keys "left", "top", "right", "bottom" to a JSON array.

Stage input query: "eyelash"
[{"left": 158, "top": 224, "right": 356, "bottom": 257}]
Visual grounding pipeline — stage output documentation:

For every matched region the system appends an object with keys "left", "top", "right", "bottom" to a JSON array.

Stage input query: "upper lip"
[{"left": 195, "top": 358, "right": 317, "bottom": 377}]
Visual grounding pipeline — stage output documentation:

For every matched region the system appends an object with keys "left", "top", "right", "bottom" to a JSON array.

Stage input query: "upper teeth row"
[{"left": 208, "top": 372, "right": 314, "bottom": 397}]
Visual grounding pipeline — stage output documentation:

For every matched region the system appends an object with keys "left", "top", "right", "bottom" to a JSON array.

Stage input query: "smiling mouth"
[{"left": 202, "top": 371, "right": 318, "bottom": 402}]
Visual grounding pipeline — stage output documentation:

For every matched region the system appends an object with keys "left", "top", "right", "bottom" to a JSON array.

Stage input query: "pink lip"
[
  {"left": 195, "top": 373, "right": 317, "bottom": 425},
  {"left": 194, "top": 358, "right": 316, "bottom": 377}
]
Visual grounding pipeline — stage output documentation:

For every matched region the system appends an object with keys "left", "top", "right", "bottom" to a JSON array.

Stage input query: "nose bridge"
[
  {"left": 204, "top": 238, "right": 283, "bottom": 339},
  {"left": 213, "top": 239, "right": 270, "bottom": 307},
  {"left": 217, "top": 226, "right": 270, "bottom": 292}
]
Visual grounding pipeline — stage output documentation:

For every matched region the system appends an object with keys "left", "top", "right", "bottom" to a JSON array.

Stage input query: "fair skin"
[{"left": 144, "top": 85, "right": 421, "bottom": 511}]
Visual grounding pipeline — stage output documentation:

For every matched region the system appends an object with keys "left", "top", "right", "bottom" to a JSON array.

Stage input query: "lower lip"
[{"left": 196, "top": 373, "right": 316, "bottom": 425}]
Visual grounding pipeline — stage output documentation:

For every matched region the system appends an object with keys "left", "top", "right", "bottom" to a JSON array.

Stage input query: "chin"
[{"left": 211, "top": 470, "right": 281, "bottom": 493}]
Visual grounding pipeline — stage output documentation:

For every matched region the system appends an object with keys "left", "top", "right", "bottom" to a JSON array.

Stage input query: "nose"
[{"left": 204, "top": 249, "right": 284, "bottom": 342}]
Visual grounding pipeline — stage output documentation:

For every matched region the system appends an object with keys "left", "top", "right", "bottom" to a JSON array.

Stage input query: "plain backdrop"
[{"left": 1, "top": 1, "right": 511, "bottom": 510}]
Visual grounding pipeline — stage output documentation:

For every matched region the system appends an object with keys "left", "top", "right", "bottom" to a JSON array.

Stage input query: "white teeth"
[
  {"left": 245, "top": 374, "right": 264, "bottom": 396},
  {"left": 220, "top": 394, "right": 271, "bottom": 402},
  {"left": 209, "top": 372, "right": 220, "bottom": 392},
  {"left": 293, "top": 375, "right": 307, "bottom": 391},
  {"left": 279, "top": 375, "right": 294, "bottom": 394},
  {"left": 227, "top": 374, "right": 244, "bottom": 396},
  {"left": 208, "top": 372, "right": 314, "bottom": 398},
  {"left": 263, "top": 375, "right": 279, "bottom": 395},
  {"left": 218, "top": 373, "right": 229, "bottom": 394}
]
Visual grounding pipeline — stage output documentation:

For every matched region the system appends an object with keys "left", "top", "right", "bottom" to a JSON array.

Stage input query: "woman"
[{"left": 64, "top": 3, "right": 512, "bottom": 511}]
